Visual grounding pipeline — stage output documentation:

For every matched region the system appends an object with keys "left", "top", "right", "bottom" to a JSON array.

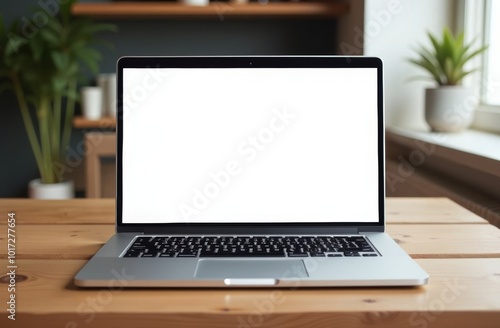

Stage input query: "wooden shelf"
[
  {"left": 73, "top": 116, "right": 116, "bottom": 129},
  {"left": 71, "top": 2, "right": 349, "bottom": 19}
]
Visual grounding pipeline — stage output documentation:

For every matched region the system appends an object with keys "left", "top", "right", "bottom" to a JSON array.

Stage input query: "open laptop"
[{"left": 75, "top": 56, "right": 429, "bottom": 287}]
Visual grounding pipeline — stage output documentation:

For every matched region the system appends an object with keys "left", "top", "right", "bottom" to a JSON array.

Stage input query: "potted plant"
[
  {"left": 0, "top": 1, "right": 116, "bottom": 198},
  {"left": 409, "top": 27, "right": 487, "bottom": 132}
]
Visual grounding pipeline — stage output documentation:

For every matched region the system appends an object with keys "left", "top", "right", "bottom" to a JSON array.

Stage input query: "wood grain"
[
  {"left": 1, "top": 224, "right": 499, "bottom": 260},
  {"left": 1, "top": 259, "right": 499, "bottom": 328},
  {"left": 85, "top": 132, "right": 116, "bottom": 198},
  {"left": 72, "top": 116, "right": 116, "bottom": 129},
  {"left": 0, "top": 198, "right": 486, "bottom": 225},
  {"left": 387, "top": 224, "right": 500, "bottom": 258},
  {"left": 5, "top": 312, "right": 500, "bottom": 328},
  {"left": 73, "top": 116, "right": 116, "bottom": 130},
  {"left": 0, "top": 198, "right": 498, "bottom": 327},
  {"left": 0, "top": 199, "right": 115, "bottom": 224},
  {"left": 71, "top": 2, "right": 350, "bottom": 19},
  {"left": 0, "top": 225, "right": 114, "bottom": 259},
  {"left": 386, "top": 197, "right": 486, "bottom": 224}
]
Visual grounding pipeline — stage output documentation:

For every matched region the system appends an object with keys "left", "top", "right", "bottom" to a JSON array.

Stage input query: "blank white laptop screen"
[{"left": 122, "top": 67, "right": 379, "bottom": 224}]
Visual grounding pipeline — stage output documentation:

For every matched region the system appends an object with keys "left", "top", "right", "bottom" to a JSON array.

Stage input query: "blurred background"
[{"left": 0, "top": 0, "right": 498, "bottom": 226}]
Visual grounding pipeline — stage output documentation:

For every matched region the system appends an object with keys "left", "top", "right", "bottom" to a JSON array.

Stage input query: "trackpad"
[{"left": 195, "top": 259, "right": 308, "bottom": 279}]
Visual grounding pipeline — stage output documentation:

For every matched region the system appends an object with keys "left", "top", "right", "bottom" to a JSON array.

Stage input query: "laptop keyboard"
[{"left": 123, "top": 236, "right": 379, "bottom": 258}]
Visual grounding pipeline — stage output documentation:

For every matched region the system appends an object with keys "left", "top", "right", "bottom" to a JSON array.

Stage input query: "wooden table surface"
[{"left": 1, "top": 197, "right": 499, "bottom": 327}]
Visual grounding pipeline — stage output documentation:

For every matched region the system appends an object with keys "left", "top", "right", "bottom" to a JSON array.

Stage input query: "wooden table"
[{"left": 1, "top": 197, "right": 499, "bottom": 327}]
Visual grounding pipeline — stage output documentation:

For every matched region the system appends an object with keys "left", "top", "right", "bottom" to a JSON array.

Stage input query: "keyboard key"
[
  {"left": 200, "top": 252, "right": 283, "bottom": 257},
  {"left": 124, "top": 251, "right": 140, "bottom": 258},
  {"left": 344, "top": 252, "right": 361, "bottom": 257},
  {"left": 159, "top": 253, "right": 175, "bottom": 257},
  {"left": 310, "top": 252, "right": 326, "bottom": 257},
  {"left": 362, "top": 253, "right": 378, "bottom": 257},
  {"left": 123, "top": 235, "right": 375, "bottom": 258},
  {"left": 287, "top": 253, "right": 308, "bottom": 257},
  {"left": 177, "top": 253, "right": 197, "bottom": 257},
  {"left": 141, "top": 253, "right": 156, "bottom": 258}
]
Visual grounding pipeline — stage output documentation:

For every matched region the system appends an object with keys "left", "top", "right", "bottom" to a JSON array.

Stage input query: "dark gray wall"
[{"left": 0, "top": 1, "right": 338, "bottom": 197}]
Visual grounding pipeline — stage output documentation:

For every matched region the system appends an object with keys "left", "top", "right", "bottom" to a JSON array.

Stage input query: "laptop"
[{"left": 75, "top": 56, "right": 429, "bottom": 287}]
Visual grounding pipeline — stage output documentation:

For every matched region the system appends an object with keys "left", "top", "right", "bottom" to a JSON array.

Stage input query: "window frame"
[{"left": 461, "top": 0, "right": 500, "bottom": 134}]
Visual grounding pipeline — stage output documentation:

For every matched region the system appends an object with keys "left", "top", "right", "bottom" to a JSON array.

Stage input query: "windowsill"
[
  {"left": 472, "top": 105, "right": 500, "bottom": 135},
  {"left": 386, "top": 126, "right": 500, "bottom": 178},
  {"left": 386, "top": 126, "right": 500, "bottom": 227}
]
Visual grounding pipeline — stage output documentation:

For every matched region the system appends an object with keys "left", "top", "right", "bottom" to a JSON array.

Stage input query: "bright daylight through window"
[{"left": 482, "top": 0, "right": 500, "bottom": 106}]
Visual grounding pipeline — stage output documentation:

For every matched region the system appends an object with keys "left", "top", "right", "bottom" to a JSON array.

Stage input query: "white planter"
[
  {"left": 28, "top": 179, "right": 74, "bottom": 199},
  {"left": 425, "top": 86, "right": 477, "bottom": 132},
  {"left": 81, "top": 86, "right": 103, "bottom": 120},
  {"left": 180, "top": 0, "right": 209, "bottom": 6}
]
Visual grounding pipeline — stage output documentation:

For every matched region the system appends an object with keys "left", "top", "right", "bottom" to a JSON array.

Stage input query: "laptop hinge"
[
  {"left": 123, "top": 226, "right": 384, "bottom": 235},
  {"left": 141, "top": 227, "right": 366, "bottom": 236},
  {"left": 358, "top": 226, "right": 385, "bottom": 233},
  {"left": 116, "top": 226, "right": 145, "bottom": 234}
]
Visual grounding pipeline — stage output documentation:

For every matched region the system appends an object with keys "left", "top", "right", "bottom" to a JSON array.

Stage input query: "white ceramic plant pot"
[
  {"left": 425, "top": 86, "right": 477, "bottom": 132},
  {"left": 180, "top": 0, "right": 209, "bottom": 6},
  {"left": 28, "top": 179, "right": 74, "bottom": 199}
]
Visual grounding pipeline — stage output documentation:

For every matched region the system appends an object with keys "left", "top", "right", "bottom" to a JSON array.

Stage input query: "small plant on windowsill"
[
  {"left": 0, "top": 0, "right": 116, "bottom": 198},
  {"left": 409, "top": 27, "right": 487, "bottom": 132}
]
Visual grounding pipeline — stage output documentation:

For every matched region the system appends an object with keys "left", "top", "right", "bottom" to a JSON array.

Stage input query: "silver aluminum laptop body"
[{"left": 75, "top": 56, "right": 429, "bottom": 287}]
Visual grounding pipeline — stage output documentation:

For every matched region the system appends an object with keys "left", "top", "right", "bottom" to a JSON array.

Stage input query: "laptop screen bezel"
[{"left": 116, "top": 56, "right": 385, "bottom": 234}]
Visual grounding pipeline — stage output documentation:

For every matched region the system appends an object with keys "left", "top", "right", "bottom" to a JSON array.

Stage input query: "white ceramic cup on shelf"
[
  {"left": 97, "top": 73, "right": 117, "bottom": 118},
  {"left": 81, "top": 86, "right": 103, "bottom": 120},
  {"left": 97, "top": 74, "right": 108, "bottom": 116},
  {"left": 107, "top": 74, "right": 117, "bottom": 117},
  {"left": 180, "top": 0, "right": 210, "bottom": 6}
]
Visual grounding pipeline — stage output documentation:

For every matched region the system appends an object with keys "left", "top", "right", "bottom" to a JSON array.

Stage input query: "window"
[
  {"left": 482, "top": 0, "right": 500, "bottom": 106},
  {"left": 462, "top": 0, "right": 500, "bottom": 134}
]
